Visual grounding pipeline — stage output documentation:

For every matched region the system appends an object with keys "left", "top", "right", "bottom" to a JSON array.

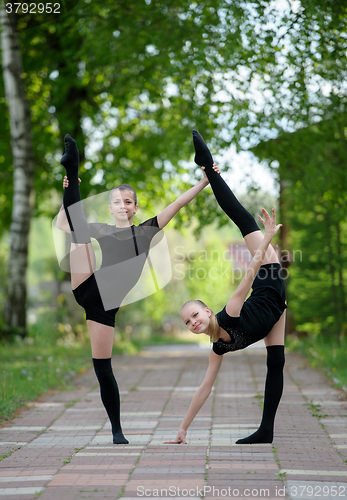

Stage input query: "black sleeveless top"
[{"left": 89, "top": 216, "right": 161, "bottom": 268}]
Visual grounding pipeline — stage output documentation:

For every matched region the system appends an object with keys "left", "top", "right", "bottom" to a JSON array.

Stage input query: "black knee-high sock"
[
  {"left": 192, "top": 130, "right": 259, "bottom": 237},
  {"left": 236, "top": 345, "right": 285, "bottom": 444},
  {"left": 92, "top": 358, "right": 129, "bottom": 444},
  {"left": 61, "top": 134, "right": 90, "bottom": 244}
]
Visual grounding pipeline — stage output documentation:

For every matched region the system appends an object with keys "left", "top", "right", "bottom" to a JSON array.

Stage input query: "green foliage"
[
  {"left": 28, "top": 216, "right": 63, "bottom": 286},
  {"left": 0, "top": 0, "right": 240, "bottom": 236},
  {"left": 287, "top": 332, "right": 347, "bottom": 389},
  {"left": 253, "top": 117, "right": 347, "bottom": 335},
  {"left": 2, "top": 0, "right": 347, "bottom": 339},
  {"left": 0, "top": 238, "right": 9, "bottom": 310},
  {"left": 113, "top": 223, "right": 239, "bottom": 340},
  {"left": 3, "top": 0, "right": 344, "bottom": 234}
]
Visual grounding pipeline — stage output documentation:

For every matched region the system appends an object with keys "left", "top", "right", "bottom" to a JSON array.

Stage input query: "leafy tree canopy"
[{"left": 0, "top": 0, "right": 346, "bottom": 236}]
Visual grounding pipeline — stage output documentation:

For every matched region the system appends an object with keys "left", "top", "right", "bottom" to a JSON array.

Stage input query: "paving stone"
[{"left": 0, "top": 346, "right": 346, "bottom": 499}]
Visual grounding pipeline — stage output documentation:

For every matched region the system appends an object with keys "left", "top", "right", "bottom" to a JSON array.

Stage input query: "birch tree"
[{"left": 1, "top": 4, "right": 35, "bottom": 337}]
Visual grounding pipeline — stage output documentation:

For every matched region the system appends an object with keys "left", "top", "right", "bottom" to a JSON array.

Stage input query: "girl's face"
[
  {"left": 109, "top": 189, "right": 138, "bottom": 225},
  {"left": 180, "top": 303, "right": 211, "bottom": 335}
]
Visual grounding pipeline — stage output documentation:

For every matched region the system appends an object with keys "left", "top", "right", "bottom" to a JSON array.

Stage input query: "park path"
[{"left": 0, "top": 342, "right": 346, "bottom": 500}]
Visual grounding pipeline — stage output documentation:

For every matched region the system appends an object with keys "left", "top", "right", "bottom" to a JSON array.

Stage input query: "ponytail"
[
  {"left": 180, "top": 299, "right": 220, "bottom": 343},
  {"left": 209, "top": 311, "right": 220, "bottom": 343}
]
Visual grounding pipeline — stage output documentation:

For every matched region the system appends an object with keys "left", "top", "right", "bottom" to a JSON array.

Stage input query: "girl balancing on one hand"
[
  {"left": 164, "top": 131, "right": 287, "bottom": 445},
  {"left": 56, "top": 134, "right": 217, "bottom": 444}
]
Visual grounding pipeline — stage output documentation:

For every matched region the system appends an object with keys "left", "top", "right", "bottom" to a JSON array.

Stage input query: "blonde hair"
[{"left": 180, "top": 299, "right": 220, "bottom": 343}]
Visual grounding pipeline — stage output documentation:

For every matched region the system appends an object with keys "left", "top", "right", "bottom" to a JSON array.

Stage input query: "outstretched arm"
[
  {"left": 157, "top": 165, "right": 220, "bottom": 229},
  {"left": 225, "top": 208, "right": 282, "bottom": 317},
  {"left": 164, "top": 350, "right": 223, "bottom": 444}
]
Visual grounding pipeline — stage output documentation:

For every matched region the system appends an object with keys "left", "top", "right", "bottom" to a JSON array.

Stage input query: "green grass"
[
  {"left": 0, "top": 338, "right": 142, "bottom": 423},
  {"left": 286, "top": 332, "right": 347, "bottom": 390},
  {"left": 0, "top": 307, "right": 141, "bottom": 423},
  {"left": 0, "top": 341, "right": 92, "bottom": 422}
]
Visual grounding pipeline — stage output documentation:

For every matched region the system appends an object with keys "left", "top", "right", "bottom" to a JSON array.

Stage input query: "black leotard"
[
  {"left": 213, "top": 263, "right": 287, "bottom": 355},
  {"left": 72, "top": 216, "right": 162, "bottom": 326},
  {"left": 192, "top": 132, "right": 287, "bottom": 356},
  {"left": 89, "top": 216, "right": 161, "bottom": 268}
]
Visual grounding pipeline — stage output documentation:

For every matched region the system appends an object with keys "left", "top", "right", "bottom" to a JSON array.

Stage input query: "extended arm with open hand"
[{"left": 164, "top": 350, "right": 223, "bottom": 444}]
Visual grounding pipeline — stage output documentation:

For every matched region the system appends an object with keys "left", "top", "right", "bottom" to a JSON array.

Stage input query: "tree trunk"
[{"left": 1, "top": 5, "right": 35, "bottom": 337}]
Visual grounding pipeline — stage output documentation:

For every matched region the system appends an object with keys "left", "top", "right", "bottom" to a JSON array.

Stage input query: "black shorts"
[
  {"left": 72, "top": 274, "right": 119, "bottom": 328},
  {"left": 252, "top": 263, "right": 287, "bottom": 308},
  {"left": 239, "top": 263, "right": 287, "bottom": 340}
]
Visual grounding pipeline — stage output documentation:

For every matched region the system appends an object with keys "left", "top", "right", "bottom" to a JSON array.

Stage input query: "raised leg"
[
  {"left": 88, "top": 320, "right": 129, "bottom": 445},
  {"left": 193, "top": 130, "right": 259, "bottom": 238},
  {"left": 60, "top": 134, "right": 95, "bottom": 290},
  {"left": 61, "top": 134, "right": 91, "bottom": 245},
  {"left": 192, "top": 130, "right": 281, "bottom": 266},
  {"left": 244, "top": 230, "right": 279, "bottom": 265}
]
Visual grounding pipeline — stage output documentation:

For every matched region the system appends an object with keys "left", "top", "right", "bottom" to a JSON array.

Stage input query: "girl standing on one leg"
[
  {"left": 57, "top": 134, "right": 217, "bottom": 444},
  {"left": 165, "top": 131, "right": 286, "bottom": 445}
]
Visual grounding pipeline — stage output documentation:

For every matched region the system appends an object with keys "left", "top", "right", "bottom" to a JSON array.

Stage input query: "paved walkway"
[{"left": 0, "top": 342, "right": 347, "bottom": 500}]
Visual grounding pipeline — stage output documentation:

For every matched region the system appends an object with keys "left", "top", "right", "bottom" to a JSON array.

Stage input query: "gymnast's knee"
[
  {"left": 92, "top": 357, "right": 113, "bottom": 382},
  {"left": 266, "top": 345, "right": 285, "bottom": 371}
]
